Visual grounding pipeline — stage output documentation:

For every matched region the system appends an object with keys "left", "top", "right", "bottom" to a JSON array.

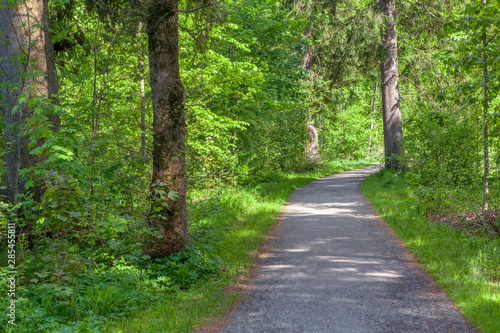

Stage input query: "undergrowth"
[
  {"left": 0, "top": 159, "right": 374, "bottom": 332},
  {"left": 108, "top": 158, "right": 374, "bottom": 332},
  {"left": 360, "top": 169, "right": 500, "bottom": 333}
]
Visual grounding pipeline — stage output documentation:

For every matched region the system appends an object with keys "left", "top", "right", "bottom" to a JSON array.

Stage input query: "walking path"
[{"left": 223, "top": 166, "right": 478, "bottom": 333}]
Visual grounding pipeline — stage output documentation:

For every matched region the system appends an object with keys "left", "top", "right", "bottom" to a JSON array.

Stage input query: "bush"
[{"left": 148, "top": 246, "right": 221, "bottom": 290}]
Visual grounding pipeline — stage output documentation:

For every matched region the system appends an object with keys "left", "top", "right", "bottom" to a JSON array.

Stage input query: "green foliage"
[
  {"left": 405, "top": 110, "right": 479, "bottom": 185},
  {"left": 0, "top": 0, "right": 383, "bottom": 330},
  {"left": 398, "top": 0, "right": 500, "bottom": 215},
  {"left": 148, "top": 246, "right": 221, "bottom": 290},
  {"left": 111, "top": 159, "right": 373, "bottom": 332},
  {"left": 438, "top": 0, "right": 500, "bottom": 121},
  {"left": 182, "top": 0, "right": 310, "bottom": 181},
  {"left": 319, "top": 84, "right": 383, "bottom": 160},
  {"left": 0, "top": 263, "right": 163, "bottom": 331}
]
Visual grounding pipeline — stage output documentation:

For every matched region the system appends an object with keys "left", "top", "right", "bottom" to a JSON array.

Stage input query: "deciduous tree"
[
  {"left": 0, "top": 0, "right": 60, "bottom": 204},
  {"left": 146, "top": 0, "right": 189, "bottom": 258}
]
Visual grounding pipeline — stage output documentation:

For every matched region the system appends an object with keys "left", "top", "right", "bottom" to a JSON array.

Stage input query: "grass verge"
[
  {"left": 108, "top": 159, "right": 374, "bottom": 333},
  {"left": 360, "top": 169, "right": 500, "bottom": 333}
]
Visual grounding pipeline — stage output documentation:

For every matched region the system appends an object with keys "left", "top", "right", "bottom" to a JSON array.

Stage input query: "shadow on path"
[{"left": 223, "top": 167, "right": 479, "bottom": 333}]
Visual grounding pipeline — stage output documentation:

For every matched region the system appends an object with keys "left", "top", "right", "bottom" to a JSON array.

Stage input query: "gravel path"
[{"left": 223, "top": 166, "right": 479, "bottom": 333}]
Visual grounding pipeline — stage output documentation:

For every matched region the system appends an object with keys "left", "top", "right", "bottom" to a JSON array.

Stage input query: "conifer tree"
[{"left": 379, "top": 0, "right": 403, "bottom": 169}]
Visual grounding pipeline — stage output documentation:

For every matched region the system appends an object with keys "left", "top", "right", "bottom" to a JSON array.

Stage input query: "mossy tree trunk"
[{"left": 146, "top": 0, "right": 189, "bottom": 259}]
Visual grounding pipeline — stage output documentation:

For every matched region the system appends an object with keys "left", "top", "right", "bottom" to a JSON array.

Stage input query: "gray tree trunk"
[
  {"left": 146, "top": 0, "right": 189, "bottom": 259},
  {"left": 0, "top": 0, "right": 60, "bottom": 204},
  {"left": 302, "top": 27, "right": 320, "bottom": 163},
  {"left": 380, "top": 0, "right": 403, "bottom": 170},
  {"left": 368, "top": 81, "right": 378, "bottom": 156}
]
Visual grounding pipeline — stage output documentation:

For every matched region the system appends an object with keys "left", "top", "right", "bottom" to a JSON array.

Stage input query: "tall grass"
[{"left": 360, "top": 169, "right": 500, "bottom": 333}]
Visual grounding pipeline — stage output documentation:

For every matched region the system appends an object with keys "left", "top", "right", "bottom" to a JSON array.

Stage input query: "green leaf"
[
  {"left": 168, "top": 191, "right": 179, "bottom": 200},
  {"left": 153, "top": 189, "right": 166, "bottom": 196},
  {"left": 113, "top": 222, "right": 127, "bottom": 233},
  {"left": 24, "top": 179, "right": 34, "bottom": 189},
  {"left": 30, "top": 146, "right": 43, "bottom": 155},
  {"left": 68, "top": 211, "right": 81, "bottom": 218},
  {"left": 56, "top": 214, "right": 68, "bottom": 222}
]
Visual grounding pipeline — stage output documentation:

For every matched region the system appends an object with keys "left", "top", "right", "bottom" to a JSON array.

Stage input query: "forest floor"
[
  {"left": 431, "top": 210, "right": 500, "bottom": 239},
  {"left": 218, "top": 166, "right": 478, "bottom": 332}
]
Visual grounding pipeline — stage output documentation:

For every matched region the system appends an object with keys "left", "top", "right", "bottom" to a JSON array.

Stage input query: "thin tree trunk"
[
  {"left": 0, "top": 0, "right": 60, "bottom": 204},
  {"left": 368, "top": 81, "right": 378, "bottom": 156},
  {"left": 138, "top": 22, "right": 147, "bottom": 159},
  {"left": 380, "top": 0, "right": 403, "bottom": 170},
  {"left": 146, "top": 0, "right": 189, "bottom": 259},
  {"left": 482, "top": 0, "right": 489, "bottom": 211},
  {"left": 91, "top": 44, "right": 99, "bottom": 147}
]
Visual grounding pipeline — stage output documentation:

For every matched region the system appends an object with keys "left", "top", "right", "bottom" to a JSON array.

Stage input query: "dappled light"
[
  {"left": 224, "top": 167, "right": 477, "bottom": 332},
  {"left": 1, "top": 0, "right": 498, "bottom": 330}
]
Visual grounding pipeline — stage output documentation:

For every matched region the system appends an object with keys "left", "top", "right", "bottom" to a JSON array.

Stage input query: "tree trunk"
[
  {"left": 305, "top": 121, "right": 320, "bottom": 162},
  {"left": 138, "top": 21, "right": 147, "bottom": 159},
  {"left": 146, "top": 0, "right": 189, "bottom": 259},
  {"left": 379, "top": 0, "right": 403, "bottom": 170},
  {"left": 301, "top": 27, "right": 314, "bottom": 71},
  {"left": 302, "top": 27, "right": 320, "bottom": 163},
  {"left": 482, "top": 0, "right": 489, "bottom": 211},
  {"left": 368, "top": 81, "right": 378, "bottom": 156},
  {"left": 0, "top": 0, "right": 60, "bottom": 204}
]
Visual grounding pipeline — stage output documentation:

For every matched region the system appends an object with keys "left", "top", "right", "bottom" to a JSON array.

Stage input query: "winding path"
[{"left": 223, "top": 166, "right": 478, "bottom": 333}]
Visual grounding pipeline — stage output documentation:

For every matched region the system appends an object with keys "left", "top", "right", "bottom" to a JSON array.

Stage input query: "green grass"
[
  {"left": 108, "top": 159, "right": 374, "bottom": 332},
  {"left": 360, "top": 169, "right": 500, "bottom": 333},
  {"left": 0, "top": 159, "right": 372, "bottom": 332}
]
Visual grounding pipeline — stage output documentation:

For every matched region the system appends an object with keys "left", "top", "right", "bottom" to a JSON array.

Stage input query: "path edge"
[
  {"left": 194, "top": 166, "right": 377, "bottom": 333},
  {"left": 358, "top": 171, "right": 481, "bottom": 333}
]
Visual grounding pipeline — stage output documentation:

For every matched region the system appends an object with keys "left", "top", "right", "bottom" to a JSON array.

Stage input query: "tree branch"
[
  {"left": 173, "top": 1, "right": 224, "bottom": 14},
  {"left": 414, "top": 1, "right": 444, "bottom": 23},
  {"left": 400, "top": 74, "right": 440, "bottom": 107},
  {"left": 398, "top": 35, "right": 422, "bottom": 53},
  {"left": 399, "top": 93, "right": 416, "bottom": 114},
  {"left": 486, "top": 32, "right": 499, "bottom": 47}
]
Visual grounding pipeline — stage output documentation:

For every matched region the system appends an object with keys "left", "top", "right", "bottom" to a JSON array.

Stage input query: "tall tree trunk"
[
  {"left": 138, "top": 21, "right": 147, "bottom": 159},
  {"left": 368, "top": 81, "right": 378, "bottom": 157},
  {"left": 482, "top": 0, "right": 489, "bottom": 211},
  {"left": 0, "top": 0, "right": 60, "bottom": 204},
  {"left": 146, "top": 0, "right": 189, "bottom": 259},
  {"left": 379, "top": 0, "right": 403, "bottom": 170},
  {"left": 302, "top": 27, "right": 320, "bottom": 163}
]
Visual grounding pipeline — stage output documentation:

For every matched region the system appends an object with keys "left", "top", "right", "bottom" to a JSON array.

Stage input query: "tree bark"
[
  {"left": 0, "top": 0, "right": 60, "bottom": 204},
  {"left": 482, "top": 0, "right": 489, "bottom": 211},
  {"left": 302, "top": 27, "right": 320, "bottom": 163},
  {"left": 379, "top": 0, "right": 403, "bottom": 170},
  {"left": 368, "top": 81, "right": 378, "bottom": 156},
  {"left": 146, "top": 0, "right": 189, "bottom": 259},
  {"left": 138, "top": 21, "right": 147, "bottom": 159},
  {"left": 301, "top": 27, "right": 314, "bottom": 71},
  {"left": 305, "top": 121, "right": 320, "bottom": 162}
]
